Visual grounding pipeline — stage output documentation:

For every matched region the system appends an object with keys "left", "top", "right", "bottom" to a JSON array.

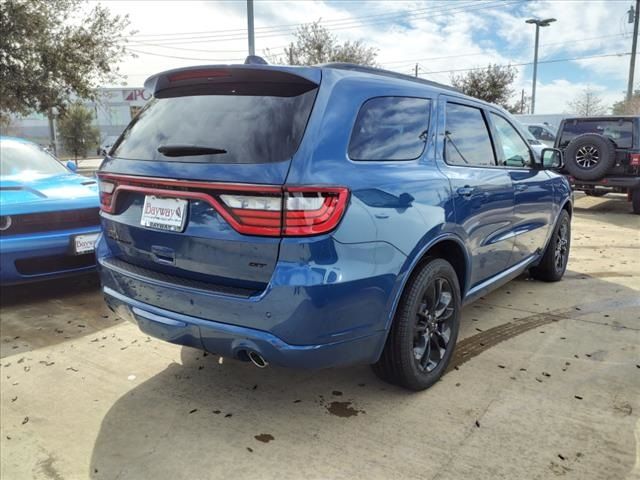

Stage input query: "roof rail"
[{"left": 320, "top": 63, "right": 461, "bottom": 93}]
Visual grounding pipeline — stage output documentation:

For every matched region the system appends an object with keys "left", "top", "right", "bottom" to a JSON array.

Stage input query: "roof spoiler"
[{"left": 144, "top": 62, "right": 320, "bottom": 97}]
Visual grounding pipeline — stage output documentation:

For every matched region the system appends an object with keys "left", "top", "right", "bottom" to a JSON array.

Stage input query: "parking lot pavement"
[{"left": 1, "top": 194, "right": 638, "bottom": 480}]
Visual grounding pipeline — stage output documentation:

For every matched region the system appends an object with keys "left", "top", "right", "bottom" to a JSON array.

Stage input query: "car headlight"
[{"left": 0, "top": 215, "right": 12, "bottom": 232}]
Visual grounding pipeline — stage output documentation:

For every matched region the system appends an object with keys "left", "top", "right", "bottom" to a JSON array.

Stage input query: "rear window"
[
  {"left": 559, "top": 119, "right": 633, "bottom": 149},
  {"left": 111, "top": 85, "right": 317, "bottom": 164},
  {"left": 348, "top": 97, "right": 431, "bottom": 161}
]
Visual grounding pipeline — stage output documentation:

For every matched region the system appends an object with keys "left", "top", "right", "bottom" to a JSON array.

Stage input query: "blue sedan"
[{"left": 0, "top": 136, "right": 101, "bottom": 285}]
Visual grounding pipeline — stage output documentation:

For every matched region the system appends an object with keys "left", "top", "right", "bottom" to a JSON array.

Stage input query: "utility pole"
[
  {"left": 415, "top": 63, "right": 419, "bottom": 77},
  {"left": 627, "top": 0, "right": 639, "bottom": 101},
  {"left": 47, "top": 108, "right": 58, "bottom": 156},
  {"left": 525, "top": 18, "right": 556, "bottom": 114},
  {"left": 247, "top": 0, "right": 255, "bottom": 56},
  {"left": 520, "top": 89, "right": 525, "bottom": 114}
]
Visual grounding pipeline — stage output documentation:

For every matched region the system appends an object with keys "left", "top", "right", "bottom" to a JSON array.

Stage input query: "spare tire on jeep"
[{"left": 563, "top": 133, "right": 616, "bottom": 181}]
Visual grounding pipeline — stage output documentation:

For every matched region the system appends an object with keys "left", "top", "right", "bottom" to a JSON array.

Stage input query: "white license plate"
[
  {"left": 73, "top": 233, "right": 99, "bottom": 254},
  {"left": 141, "top": 196, "right": 188, "bottom": 232}
]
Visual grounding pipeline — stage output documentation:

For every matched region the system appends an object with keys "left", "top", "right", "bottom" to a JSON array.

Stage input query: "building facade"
[{"left": 5, "top": 88, "right": 150, "bottom": 152}]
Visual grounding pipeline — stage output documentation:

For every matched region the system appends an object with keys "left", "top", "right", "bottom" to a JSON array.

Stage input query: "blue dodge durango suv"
[{"left": 97, "top": 61, "right": 572, "bottom": 390}]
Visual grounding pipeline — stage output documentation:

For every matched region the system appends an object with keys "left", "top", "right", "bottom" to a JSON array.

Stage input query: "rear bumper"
[
  {"left": 104, "top": 285, "right": 387, "bottom": 369},
  {"left": 97, "top": 234, "right": 406, "bottom": 368},
  {"left": 0, "top": 227, "right": 99, "bottom": 285}
]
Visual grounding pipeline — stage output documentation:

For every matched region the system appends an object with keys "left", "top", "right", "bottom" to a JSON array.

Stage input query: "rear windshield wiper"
[{"left": 157, "top": 145, "right": 227, "bottom": 157}]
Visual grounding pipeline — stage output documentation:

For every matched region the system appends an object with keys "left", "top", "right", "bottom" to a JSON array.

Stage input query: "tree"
[
  {"left": 57, "top": 103, "right": 99, "bottom": 161},
  {"left": 611, "top": 90, "right": 640, "bottom": 115},
  {"left": 0, "top": 0, "right": 131, "bottom": 122},
  {"left": 271, "top": 21, "right": 377, "bottom": 66},
  {"left": 450, "top": 64, "right": 517, "bottom": 110},
  {"left": 507, "top": 89, "right": 531, "bottom": 115},
  {"left": 566, "top": 88, "right": 608, "bottom": 116}
]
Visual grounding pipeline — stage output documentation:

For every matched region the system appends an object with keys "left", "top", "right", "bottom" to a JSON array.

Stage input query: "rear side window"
[
  {"left": 112, "top": 85, "right": 317, "bottom": 164},
  {"left": 559, "top": 119, "right": 633, "bottom": 149},
  {"left": 445, "top": 103, "right": 495, "bottom": 167},
  {"left": 348, "top": 97, "right": 431, "bottom": 161}
]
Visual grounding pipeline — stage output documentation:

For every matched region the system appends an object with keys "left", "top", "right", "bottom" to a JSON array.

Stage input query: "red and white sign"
[{"left": 123, "top": 89, "right": 151, "bottom": 102}]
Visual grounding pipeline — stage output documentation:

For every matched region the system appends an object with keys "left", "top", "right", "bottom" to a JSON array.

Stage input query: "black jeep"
[{"left": 556, "top": 116, "right": 640, "bottom": 214}]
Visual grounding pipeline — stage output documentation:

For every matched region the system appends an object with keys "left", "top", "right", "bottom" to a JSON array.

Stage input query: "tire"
[
  {"left": 632, "top": 189, "right": 640, "bottom": 215},
  {"left": 372, "top": 258, "right": 461, "bottom": 391},
  {"left": 530, "top": 210, "right": 571, "bottom": 282},
  {"left": 563, "top": 134, "right": 616, "bottom": 181}
]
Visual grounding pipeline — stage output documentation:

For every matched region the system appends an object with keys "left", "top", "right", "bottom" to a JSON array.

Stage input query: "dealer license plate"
[
  {"left": 140, "top": 196, "right": 188, "bottom": 232},
  {"left": 73, "top": 233, "right": 100, "bottom": 254}
]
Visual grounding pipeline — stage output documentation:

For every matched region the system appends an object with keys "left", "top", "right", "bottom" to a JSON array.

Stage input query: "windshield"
[
  {"left": 112, "top": 85, "right": 318, "bottom": 164},
  {"left": 0, "top": 141, "right": 69, "bottom": 178}
]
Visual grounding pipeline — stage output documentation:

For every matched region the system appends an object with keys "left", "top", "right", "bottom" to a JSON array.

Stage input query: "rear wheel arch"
[
  {"left": 384, "top": 235, "right": 469, "bottom": 333},
  {"left": 417, "top": 239, "right": 468, "bottom": 296}
]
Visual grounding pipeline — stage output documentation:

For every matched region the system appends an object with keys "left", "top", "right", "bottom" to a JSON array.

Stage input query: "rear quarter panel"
[{"left": 286, "top": 70, "right": 464, "bottom": 332}]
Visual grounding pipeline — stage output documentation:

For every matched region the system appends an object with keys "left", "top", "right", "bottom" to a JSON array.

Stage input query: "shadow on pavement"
[
  {"left": 87, "top": 272, "right": 640, "bottom": 480},
  {"left": 573, "top": 193, "right": 637, "bottom": 220},
  {"left": 0, "top": 273, "right": 101, "bottom": 307},
  {"left": 0, "top": 273, "right": 118, "bottom": 358}
]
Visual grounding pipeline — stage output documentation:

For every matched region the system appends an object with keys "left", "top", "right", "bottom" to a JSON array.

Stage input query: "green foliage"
[
  {"left": 272, "top": 21, "right": 377, "bottom": 66},
  {"left": 0, "top": 0, "right": 131, "bottom": 120},
  {"left": 611, "top": 90, "right": 640, "bottom": 115},
  {"left": 57, "top": 103, "right": 99, "bottom": 160},
  {"left": 450, "top": 64, "right": 517, "bottom": 109}
]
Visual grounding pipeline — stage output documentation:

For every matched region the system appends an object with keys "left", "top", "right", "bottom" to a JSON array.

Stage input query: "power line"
[
  {"left": 122, "top": 1, "right": 520, "bottom": 45},
  {"left": 127, "top": 42, "right": 286, "bottom": 54},
  {"left": 415, "top": 51, "right": 631, "bottom": 75},
  {"left": 126, "top": 0, "right": 479, "bottom": 39},
  {"left": 380, "top": 33, "right": 632, "bottom": 68},
  {"left": 126, "top": 48, "right": 245, "bottom": 62}
]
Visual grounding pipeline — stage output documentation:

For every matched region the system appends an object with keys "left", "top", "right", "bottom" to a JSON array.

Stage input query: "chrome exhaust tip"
[{"left": 248, "top": 351, "right": 268, "bottom": 368}]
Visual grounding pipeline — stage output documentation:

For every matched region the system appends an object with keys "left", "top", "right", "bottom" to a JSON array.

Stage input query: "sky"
[{"left": 94, "top": 0, "right": 637, "bottom": 114}]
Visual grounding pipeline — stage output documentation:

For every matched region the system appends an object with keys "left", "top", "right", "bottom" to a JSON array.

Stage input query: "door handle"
[
  {"left": 151, "top": 245, "right": 175, "bottom": 265},
  {"left": 457, "top": 186, "right": 475, "bottom": 197},
  {"left": 514, "top": 184, "right": 529, "bottom": 192}
]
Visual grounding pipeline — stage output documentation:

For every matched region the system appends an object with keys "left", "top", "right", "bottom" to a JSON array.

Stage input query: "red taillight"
[
  {"left": 630, "top": 153, "right": 640, "bottom": 166},
  {"left": 283, "top": 188, "right": 349, "bottom": 236},
  {"left": 218, "top": 187, "right": 349, "bottom": 236},
  {"left": 97, "top": 174, "right": 349, "bottom": 237},
  {"left": 98, "top": 179, "right": 116, "bottom": 211},
  {"left": 219, "top": 193, "right": 283, "bottom": 236}
]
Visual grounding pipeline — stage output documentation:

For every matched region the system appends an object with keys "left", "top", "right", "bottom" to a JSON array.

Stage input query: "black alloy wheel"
[
  {"left": 372, "top": 258, "right": 461, "bottom": 391},
  {"left": 413, "top": 277, "right": 455, "bottom": 373}
]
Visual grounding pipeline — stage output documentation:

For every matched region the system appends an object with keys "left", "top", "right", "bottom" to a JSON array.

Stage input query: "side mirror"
[
  {"left": 541, "top": 148, "right": 563, "bottom": 169},
  {"left": 66, "top": 160, "right": 78, "bottom": 172}
]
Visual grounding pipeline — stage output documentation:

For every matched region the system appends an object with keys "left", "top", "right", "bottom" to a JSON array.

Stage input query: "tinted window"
[
  {"left": 348, "top": 97, "right": 431, "bottom": 161},
  {"left": 445, "top": 103, "right": 495, "bottom": 166},
  {"left": 491, "top": 114, "right": 532, "bottom": 168},
  {"left": 0, "top": 141, "right": 68, "bottom": 178},
  {"left": 528, "top": 126, "right": 542, "bottom": 137},
  {"left": 559, "top": 119, "right": 633, "bottom": 149},
  {"left": 112, "top": 85, "right": 317, "bottom": 163}
]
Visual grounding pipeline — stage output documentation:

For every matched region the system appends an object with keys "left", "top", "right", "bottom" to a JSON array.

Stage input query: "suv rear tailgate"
[{"left": 98, "top": 65, "right": 320, "bottom": 294}]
